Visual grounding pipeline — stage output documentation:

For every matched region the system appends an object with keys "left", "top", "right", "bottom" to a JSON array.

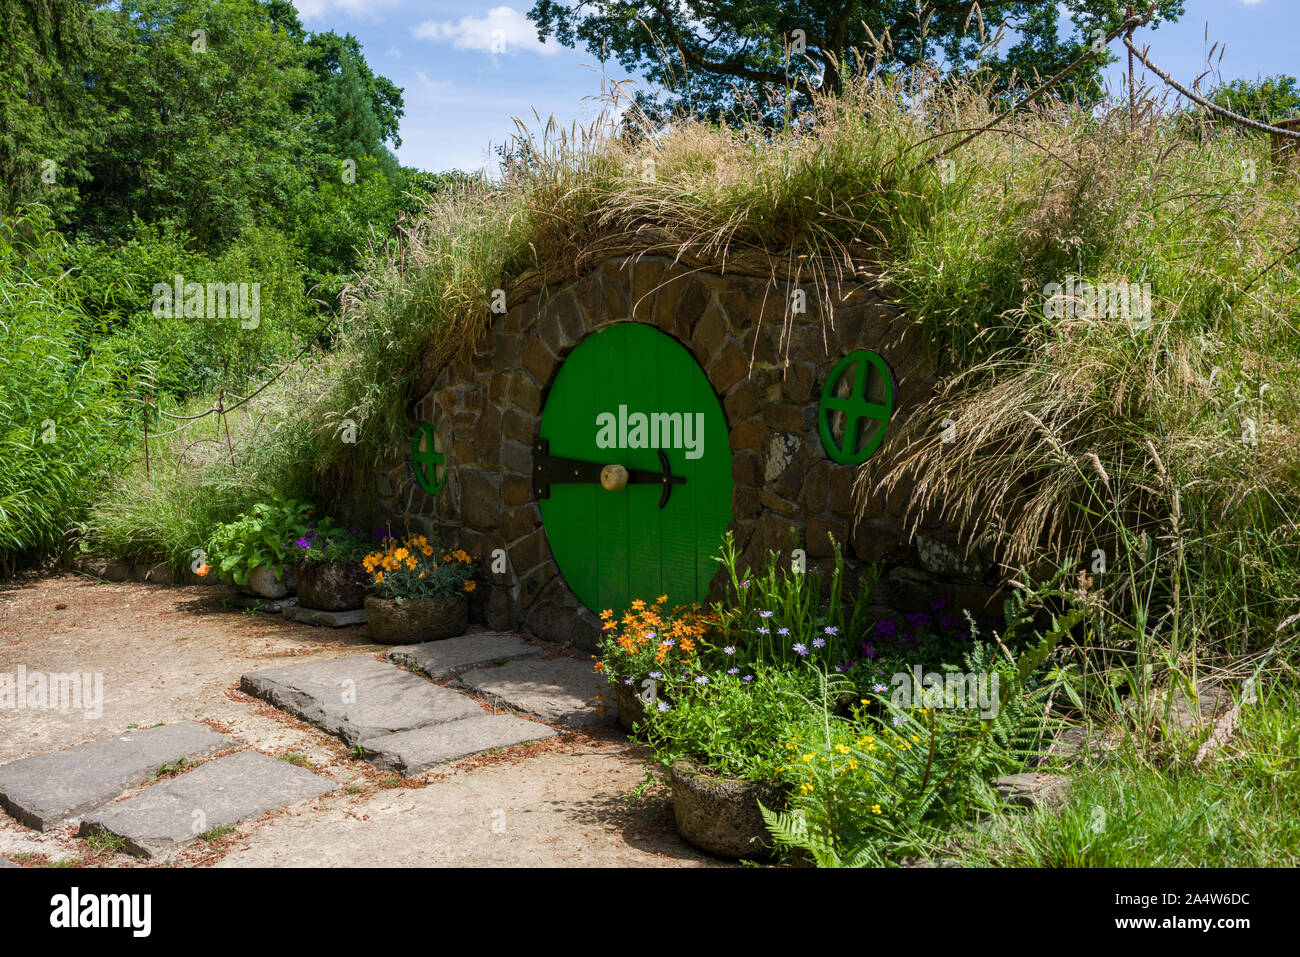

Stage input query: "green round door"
[{"left": 534, "top": 323, "right": 733, "bottom": 615}]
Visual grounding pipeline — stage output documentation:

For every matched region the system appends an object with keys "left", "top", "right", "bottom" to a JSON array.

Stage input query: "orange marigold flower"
[
  {"left": 196, "top": 564, "right": 210, "bottom": 577},
  {"left": 464, "top": 581, "right": 477, "bottom": 593}
]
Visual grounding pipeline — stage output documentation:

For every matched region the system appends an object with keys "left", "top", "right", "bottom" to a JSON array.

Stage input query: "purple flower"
[
  {"left": 875, "top": 619, "right": 897, "bottom": 638},
  {"left": 695, "top": 675, "right": 709, "bottom": 685},
  {"left": 873, "top": 683, "right": 888, "bottom": 693},
  {"left": 812, "top": 637, "right": 825, "bottom": 649},
  {"left": 294, "top": 538, "right": 311, "bottom": 550},
  {"left": 723, "top": 645, "right": 736, "bottom": 655},
  {"left": 892, "top": 714, "right": 904, "bottom": 727},
  {"left": 861, "top": 640, "right": 876, "bottom": 660},
  {"left": 623, "top": 678, "right": 634, "bottom": 686},
  {"left": 906, "top": 611, "right": 931, "bottom": 630},
  {"left": 824, "top": 625, "right": 838, "bottom": 636},
  {"left": 777, "top": 627, "right": 790, "bottom": 637},
  {"left": 793, "top": 643, "right": 809, "bottom": 656},
  {"left": 660, "top": 638, "right": 675, "bottom": 647},
  {"left": 930, "top": 598, "right": 947, "bottom": 612},
  {"left": 727, "top": 667, "right": 740, "bottom": 675},
  {"left": 657, "top": 701, "right": 670, "bottom": 712},
  {"left": 757, "top": 626, "right": 769, "bottom": 635},
  {"left": 740, "top": 579, "right": 751, "bottom": 589},
  {"left": 742, "top": 674, "right": 753, "bottom": 683},
  {"left": 759, "top": 609, "right": 774, "bottom": 619},
  {"left": 649, "top": 671, "right": 663, "bottom": 680}
]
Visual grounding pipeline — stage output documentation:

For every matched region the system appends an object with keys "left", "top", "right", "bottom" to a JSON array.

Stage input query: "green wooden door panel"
[{"left": 537, "top": 323, "right": 733, "bottom": 615}]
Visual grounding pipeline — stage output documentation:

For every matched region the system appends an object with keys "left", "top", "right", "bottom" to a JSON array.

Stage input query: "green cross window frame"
[
  {"left": 817, "top": 350, "right": 896, "bottom": 465},
  {"left": 411, "top": 422, "right": 447, "bottom": 494}
]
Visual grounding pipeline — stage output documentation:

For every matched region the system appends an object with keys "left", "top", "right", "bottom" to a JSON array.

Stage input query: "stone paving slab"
[
  {"left": 0, "top": 857, "right": 18, "bottom": 868},
  {"left": 240, "top": 656, "right": 483, "bottom": 746},
  {"left": 79, "top": 750, "right": 336, "bottom": 858},
  {"left": 454, "top": 658, "right": 618, "bottom": 728},
  {"left": 283, "top": 605, "right": 367, "bottom": 628},
  {"left": 359, "top": 714, "right": 559, "bottom": 776},
  {"left": 386, "top": 632, "right": 547, "bottom": 678},
  {"left": 0, "top": 722, "right": 238, "bottom": 831},
  {"left": 229, "top": 594, "right": 298, "bottom": 614}
]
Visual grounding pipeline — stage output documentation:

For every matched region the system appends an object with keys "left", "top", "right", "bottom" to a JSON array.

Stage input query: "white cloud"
[
  {"left": 293, "top": 0, "right": 400, "bottom": 20},
  {"left": 415, "top": 71, "right": 452, "bottom": 91},
  {"left": 385, "top": 46, "right": 401, "bottom": 58},
  {"left": 412, "top": 6, "right": 559, "bottom": 56}
]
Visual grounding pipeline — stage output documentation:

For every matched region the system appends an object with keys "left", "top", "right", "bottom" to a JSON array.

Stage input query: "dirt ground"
[{"left": 0, "top": 572, "right": 718, "bottom": 868}]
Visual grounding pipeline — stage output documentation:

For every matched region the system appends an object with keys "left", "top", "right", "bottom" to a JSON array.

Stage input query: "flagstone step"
[
  {"left": 283, "top": 605, "right": 367, "bottom": 628},
  {"left": 359, "top": 714, "right": 559, "bottom": 776},
  {"left": 385, "top": 632, "right": 547, "bottom": 678},
  {"left": 229, "top": 594, "right": 297, "bottom": 614},
  {"left": 239, "top": 656, "right": 483, "bottom": 746},
  {"left": 0, "top": 722, "right": 237, "bottom": 831},
  {"left": 452, "top": 658, "right": 618, "bottom": 729},
  {"left": 78, "top": 750, "right": 336, "bottom": 858}
]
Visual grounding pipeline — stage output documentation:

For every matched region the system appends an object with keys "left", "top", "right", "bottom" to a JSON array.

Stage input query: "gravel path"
[{"left": 0, "top": 572, "right": 716, "bottom": 868}]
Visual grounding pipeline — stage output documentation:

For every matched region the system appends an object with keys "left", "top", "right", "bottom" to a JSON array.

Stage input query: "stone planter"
[
  {"left": 615, "top": 678, "right": 675, "bottom": 733},
  {"left": 667, "top": 757, "right": 788, "bottom": 860},
  {"left": 242, "top": 564, "right": 297, "bottom": 599},
  {"left": 297, "top": 560, "right": 368, "bottom": 611},
  {"left": 615, "top": 681, "right": 648, "bottom": 732},
  {"left": 364, "top": 594, "right": 468, "bottom": 645}
]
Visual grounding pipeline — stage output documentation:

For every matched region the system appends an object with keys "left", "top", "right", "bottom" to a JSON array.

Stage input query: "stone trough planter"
[
  {"left": 364, "top": 593, "right": 468, "bottom": 645},
  {"left": 667, "top": 757, "right": 788, "bottom": 860},
  {"left": 241, "top": 564, "right": 297, "bottom": 599},
  {"left": 297, "top": 560, "right": 368, "bottom": 611},
  {"left": 614, "top": 678, "right": 675, "bottom": 733}
]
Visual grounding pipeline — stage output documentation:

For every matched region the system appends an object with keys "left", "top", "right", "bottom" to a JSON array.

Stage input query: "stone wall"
[{"left": 351, "top": 254, "right": 999, "bottom": 651}]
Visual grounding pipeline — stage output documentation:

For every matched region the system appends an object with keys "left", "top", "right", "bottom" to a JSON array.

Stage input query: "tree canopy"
[{"left": 527, "top": 1, "right": 1185, "bottom": 122}]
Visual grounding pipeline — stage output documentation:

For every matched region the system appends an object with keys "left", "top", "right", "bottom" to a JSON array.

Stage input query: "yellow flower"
[
  {"left": 848, "top": 759, "right": 858, "bottom": 770},
  {"left": 799, "top": 783, "right": 813, "bottom": 795},
  {"left": 871, "top": 804, "right": 881, "bottom": 815},
  {"left": 374, "top": 572, "right": 384, "bottom": 584},
  {"left": 657, "top": 594, "right": 668, "bottom": 604},
  {"left": 802, "top": 753, "right": 815, "bottom": 763},
  {"left": 834, "top": 744, "right": 850, "bottom": 754},
  {"left": 464, "top": 581, "right": 477, "bottom": 593},
  {"left": 631, "top": 599, "right": 646, "bottom": 611}
]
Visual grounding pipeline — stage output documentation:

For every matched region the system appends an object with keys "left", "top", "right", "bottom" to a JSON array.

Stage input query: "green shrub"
[
  {"left": 206, "top": 497, "right": 314, "bottom": 587},
  {"left": 763, "top": 570, "right": 1083, "bottom": 866},
  {"left": 0, "top": 207, "right": 132, "bottom": 569}
]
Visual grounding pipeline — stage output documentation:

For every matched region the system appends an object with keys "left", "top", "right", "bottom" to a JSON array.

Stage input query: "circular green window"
[{"left": 817, "top": 350, "right": 896, "bottom": 465}]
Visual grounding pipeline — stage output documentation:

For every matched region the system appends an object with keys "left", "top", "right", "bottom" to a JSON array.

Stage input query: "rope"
[{"left": 1123, "top": 34, "right": 1300, "bottom": 141}]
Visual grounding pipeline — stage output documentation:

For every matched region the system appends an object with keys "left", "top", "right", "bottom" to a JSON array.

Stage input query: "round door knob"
[{"left": 600, "top": 464, "right": 629, "bottom": 491}]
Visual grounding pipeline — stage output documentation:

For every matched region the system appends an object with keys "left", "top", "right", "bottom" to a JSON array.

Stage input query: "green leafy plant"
[
  {"left": 711, "top": 530, "right": 878, "bottom": 670},
  {"left": 642, "top": 664, "right": 822, "bottom": 782},
  {"left": 763, "top": 567, "right": 1084, "bottom": 866},
  {"left": 292, "top": 517, "right": 374, "bottom": 563},
  {"left": 206, "top": 496, "right": 314, "bottom": 587}
]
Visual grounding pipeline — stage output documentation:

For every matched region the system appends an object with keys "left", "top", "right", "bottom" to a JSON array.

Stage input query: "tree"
[
  {"left": 74, "top": 0, "right": 314, "bottom": 250},
  {"left": 0, "top": 0, "right": 105, "bottom": 221},
  {"left": 1208, "top": 75, "right": 1300, "bottom": 126},
  {"left": 527, "top": 1, "right": 1184, "bottom": 122}
]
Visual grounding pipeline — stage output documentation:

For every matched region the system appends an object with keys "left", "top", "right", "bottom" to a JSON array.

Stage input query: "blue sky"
[{"left": 290, "top": 1, "right": 1300, "bottom": 174}]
